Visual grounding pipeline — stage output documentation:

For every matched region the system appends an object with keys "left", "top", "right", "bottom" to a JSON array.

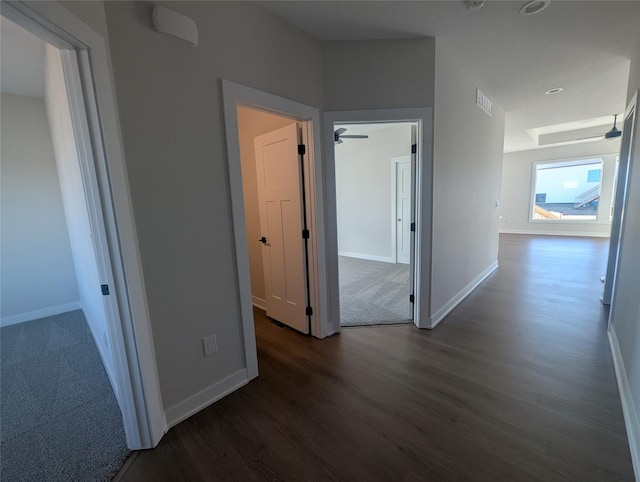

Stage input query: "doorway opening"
[
  {"left": 235, "top": 106, "right": 311, "bottom": 334},
  {"left": 0, "top": 15, "right": 131, "bottom": 480},
  {"left": 221, "top": 80, "right": 331, "bottom": 382},
  {"left": 333, "top": 122, "right": 418, "bottom": 326},
  {"left": 1, "top": 0, "right": 162, "bottom": 458}
]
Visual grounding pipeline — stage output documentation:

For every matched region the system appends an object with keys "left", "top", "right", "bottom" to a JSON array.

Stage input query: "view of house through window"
[{"left": 532, "top": 158, "right": 603, "bottom": 221}]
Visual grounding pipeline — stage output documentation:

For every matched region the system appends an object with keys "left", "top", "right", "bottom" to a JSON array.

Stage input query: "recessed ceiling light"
[
  {"left": 520, "top": 0, "right": 551, "bottom": 16},
  {"left": 545, "top": 87, "right": 563, "bottom": 95},
  {"left": 464, "top": 1, "right": 485, "bottom": 11}
]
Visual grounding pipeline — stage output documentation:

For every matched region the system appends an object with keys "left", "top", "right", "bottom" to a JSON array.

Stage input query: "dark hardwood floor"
[{"left": 118, "top": 234, "right": 633, "bottom": 481}]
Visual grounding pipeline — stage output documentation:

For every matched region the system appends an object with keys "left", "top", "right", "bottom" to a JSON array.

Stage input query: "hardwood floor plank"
[{"left": 120, "top": 234, "right": 633, "bottom": 481}]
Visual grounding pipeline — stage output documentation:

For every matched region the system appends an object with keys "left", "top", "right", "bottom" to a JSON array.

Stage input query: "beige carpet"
[{"left": 339, "top": 256, "right": 411, "bottom": 326}]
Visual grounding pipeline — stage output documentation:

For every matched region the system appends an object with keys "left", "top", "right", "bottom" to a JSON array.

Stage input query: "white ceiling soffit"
[
  {"left": 0, "top": 16, "right": 46, "bottom": 98},
  {"left": 261, "top": 1, "right": 640, "bottom": 152},
  {"left": 524, "top": 114, "right": 621, "bottom": 146}
]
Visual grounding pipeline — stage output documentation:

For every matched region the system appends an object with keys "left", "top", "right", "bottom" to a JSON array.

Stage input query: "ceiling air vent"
[{"left": 476, "top": 88, "right": 493, "bottom": 116}]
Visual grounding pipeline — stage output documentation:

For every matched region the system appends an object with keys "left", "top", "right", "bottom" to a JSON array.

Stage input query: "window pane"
[
  {"left": 532, "top": 159, "right": 602, "bottom": 221},
  {"left": 587, "top": 169, "right": 601, "bottom": 183}
]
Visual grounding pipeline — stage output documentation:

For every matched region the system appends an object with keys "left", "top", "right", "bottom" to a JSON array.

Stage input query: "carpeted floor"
[
  {"left": 339, "top": 256, "right": 412, "bottom": 326},
  {"left": 0, "top": 310, "right": 130, "bottom": 481}
]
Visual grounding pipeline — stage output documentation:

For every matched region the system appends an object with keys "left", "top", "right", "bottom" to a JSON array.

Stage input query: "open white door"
[{"left": 255, "top": 123, "right": 309, "bottom": 334}]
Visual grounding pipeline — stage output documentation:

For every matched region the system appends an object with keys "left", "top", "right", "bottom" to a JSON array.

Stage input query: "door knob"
[
  {"left": 398, "top": 218, "right": 402, "bottom": 222},
  {"left": 259, "top": 237, "right": 267, "bottom": 244}
]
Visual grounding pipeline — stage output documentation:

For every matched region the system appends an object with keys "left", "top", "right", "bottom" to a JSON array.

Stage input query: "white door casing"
[
  {"left": 255, "top": 123, "right": 309, "bottom": 333},
  {"left": 604, "top": 98, "right": 637, "bottom": 306},
  {"left": 396, "top": 159, "right": 411, "bottom": 264},
  {"left": 2, "top": 1, "right": 165, "bottom": 448}
]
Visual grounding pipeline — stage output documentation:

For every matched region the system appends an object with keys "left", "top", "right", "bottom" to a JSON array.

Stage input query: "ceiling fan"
[
  {"left": 604, "top": 114, "right": 622, "bottom": 139},
  {"left": 334, "top": 127, "right": 369, "bottom": 144},
  {"left": 576, "top": 114, "right": 622, "bottom": 141}
]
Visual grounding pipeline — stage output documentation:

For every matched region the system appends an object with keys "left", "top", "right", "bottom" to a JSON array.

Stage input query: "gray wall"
[
  {"left": 0, "top": 93, "right": 79, "bottom": 323},
  {"left": 102, "top": 1, "right": 324, "bottom": 410},
  {"left": 501, "top": 142, "right": 619, "bottom": 237},
  {"left": 237, "top": 106, "right": 295, "bottom": 305},
  {"left": 432, "top": 42, "right": 505, "bottom": 319},
  {"left": 609, "top": 34, "right": 640, "bottom": 465},
  {"left": 323, "top": 38, "right": 435, "bottom": 111},
  {"left": 335, "top": 124, "right": 412, "bottom": 260}
]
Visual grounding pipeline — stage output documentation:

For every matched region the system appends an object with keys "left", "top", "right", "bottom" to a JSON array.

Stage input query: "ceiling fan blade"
[
  {"left": 335, "top": 138, "right": 343, "bottom": 144},
  {"left": 335, "top": 127, "right": 347, "bottom": 136},
  {"left": 575, "top": 135, "right": 604, "bottom": 141},
  {"left": 340, "top": 135, "right": 369, "bottom": 139}
]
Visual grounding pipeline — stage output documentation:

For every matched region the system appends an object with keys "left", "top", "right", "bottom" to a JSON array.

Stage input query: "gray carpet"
[
  {"left": 339, "top": 256, "right": 412, "bottom": 326},
  {"left": 0, "top": 310, "right": 130, "bottom": 481}
]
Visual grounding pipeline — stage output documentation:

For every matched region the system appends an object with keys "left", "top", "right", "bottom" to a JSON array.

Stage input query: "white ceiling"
[
  {"left": 261, "top": 1, "right": 640, "bottom": 152},
  {"left": 1, "top": 16, "right": 46, "bottom": 98}
]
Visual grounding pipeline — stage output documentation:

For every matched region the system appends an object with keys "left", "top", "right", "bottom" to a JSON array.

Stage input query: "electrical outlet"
[{"left": 202, "top": 334, "right": 218, "bottom": 356}]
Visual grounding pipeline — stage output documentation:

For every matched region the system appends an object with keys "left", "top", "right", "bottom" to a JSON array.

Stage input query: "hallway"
[{"left": 117, "top": 234, "right": 632, "bottom": 481}]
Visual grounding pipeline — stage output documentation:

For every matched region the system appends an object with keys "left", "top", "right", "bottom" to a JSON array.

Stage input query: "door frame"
[
  {"left": 221, "top": 80, "right": 331, "bottom": 374},
  {"left": 604, "top": 93, "right": 637, "bottom": 306},
  {"left": 392, "top": 155, "right": 412, "bottom": 265},
  {"left": 2, "top": 1, "right": 165, "bottom": 448},
  {"left": 324, "top": 109, "right": 433, "bottom": 330}
]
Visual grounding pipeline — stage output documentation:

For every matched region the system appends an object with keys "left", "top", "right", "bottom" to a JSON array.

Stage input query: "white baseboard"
[
  {"left": 609, "top": 327, "right": 640, "bottom": 480},
  {"left": 252, "top": 296, "right": 266, "bottom": 311},
  {"left": 164, "top": 368, "right": 249, "bottom": 429},
  {"left": 499, "top": 228, "right": 610, "bottom": 238},
  {"left": 339, "top": 250, "right": 395, "bottom": 263},
  {"left": 429, "top": 261, "right": 498, "bottom": 329},
  {"left": 0, "top": 301, "right": 82, "bottom": 327}
]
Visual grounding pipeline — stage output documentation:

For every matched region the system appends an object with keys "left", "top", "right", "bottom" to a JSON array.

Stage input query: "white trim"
[
  {"left": 164, "top": 369, "right": 249, "bottom": 429},
  {"left": 0, "top": 302, "right": 82, "bottom": 327},
  {"left": 325, "top": 108, "right": 433, "bottom": 332},
  {"left": 608, "top": 327, "right": 640, "bottom": 480},
  {"left": 5, "top": 1, "right": 165, "bottom": 449},
  {"left": 338, "top": 251, "right": 394, "bottom": 263},
  {"left": 429, "top": 261, "right": 498, "bottom": 329},
  {"left": 499, "top": 228, "right": 610, "bottom": 238},
  {"left": 252, "top": 296, "right": 266, "bottom": 311}
]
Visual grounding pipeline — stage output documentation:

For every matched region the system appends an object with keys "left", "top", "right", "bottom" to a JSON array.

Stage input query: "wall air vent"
[{"left": 476, "top": 88, "right": 493, "bottom": 117}]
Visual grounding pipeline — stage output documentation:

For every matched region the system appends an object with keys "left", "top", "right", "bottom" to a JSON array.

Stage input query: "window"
[
  {"left": 587, "top": 169, "right": 601, "bottom": 183},
  {"left": 531, "top": 158, "right": 603, "bottom": 221}
]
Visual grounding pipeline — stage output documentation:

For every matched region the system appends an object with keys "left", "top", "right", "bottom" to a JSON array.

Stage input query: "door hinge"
[
  {"left": 306, "top": 306, "right": 313, "bottom": 316},
  {"left": 101, "top": 284, "right": 110, "bottom": 296},
  {"left": 302, "top": 228, "right": 310, "bottom": 239},
  {"left": 298, "top": 144, "right": 306, "bottom": 155},
  {"left": 409, "top": 294, "right": 415, "bottom": 303},
  {"left": 410, "top": 222, "right": 416, "bottom": 232},
  {"left": 411, "top": 143, "right": 417, "bottom": 154}
]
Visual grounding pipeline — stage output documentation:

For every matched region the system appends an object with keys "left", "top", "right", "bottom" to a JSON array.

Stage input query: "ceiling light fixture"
[
  {"left": 520, "top": 0, "right": 551, "bottom": 16},
  {"left": 464, "top": 1, "right": 485, "bottom": 11},
  {"left": 545, "top": 87, "right": 563, "bottom": 95},
  {"left": 605, "top": 114, "right": 622, "bottom": 140}
]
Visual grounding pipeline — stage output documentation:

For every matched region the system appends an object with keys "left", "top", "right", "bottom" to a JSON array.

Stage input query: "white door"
[
  {"left": 254, "top": 123, "right": 309, "bottom": 334},
  {"left": 396, "top": 159, "right": 412, "bottom": 264}
]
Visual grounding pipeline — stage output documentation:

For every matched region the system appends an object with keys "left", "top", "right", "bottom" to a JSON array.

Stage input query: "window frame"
[{"left": 529, "top": 157, "right": 604, "bottom": 224}]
